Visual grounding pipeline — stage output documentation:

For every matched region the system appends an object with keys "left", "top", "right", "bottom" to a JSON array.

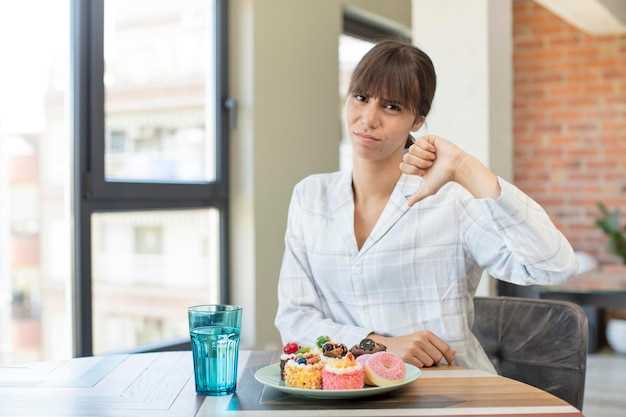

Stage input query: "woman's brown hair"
[{"left": 347, "top": 40, "right": 436, "bottom": 147}]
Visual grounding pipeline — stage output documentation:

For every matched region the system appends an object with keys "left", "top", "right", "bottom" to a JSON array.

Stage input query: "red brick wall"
[{"left": 513, "top": 0, "right": 626, "bottom": 264}]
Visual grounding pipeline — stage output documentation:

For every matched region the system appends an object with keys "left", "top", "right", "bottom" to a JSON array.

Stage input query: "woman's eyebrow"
[{"left": 381, "top": 98, "right": 402, "bottom": 106}]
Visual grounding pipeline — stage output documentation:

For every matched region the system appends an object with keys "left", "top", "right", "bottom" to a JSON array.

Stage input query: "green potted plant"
[
  {"left": 596, "top": 202, "right": 626, "bottom": 354},
  {"left": 596, "top": 202, "right": 626, "bottom": 265}
]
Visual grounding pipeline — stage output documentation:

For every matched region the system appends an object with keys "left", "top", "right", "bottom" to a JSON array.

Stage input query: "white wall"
[
  {"left": 412, "top": 0, "right": 513, "bottom": 296},
  {"left": 536, "top": 0, "right": 626, "bottom": 35},
  {"left": 229, "top": 0, "right": 412, "bottom": 349}
]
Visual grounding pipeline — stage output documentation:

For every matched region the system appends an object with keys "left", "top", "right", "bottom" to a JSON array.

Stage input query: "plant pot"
[{"left": 606, "top": 319, "right": 626, "bottom": 354}]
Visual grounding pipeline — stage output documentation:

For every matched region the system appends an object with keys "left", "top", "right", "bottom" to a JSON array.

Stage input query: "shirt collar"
[{"left": 332, "top": 169, "right": 424, "bottom": 210}]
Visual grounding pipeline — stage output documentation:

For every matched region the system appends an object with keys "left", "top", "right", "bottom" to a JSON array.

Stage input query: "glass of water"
[{"left": 188, "top": 305, "right": 242, "bottom": 396}]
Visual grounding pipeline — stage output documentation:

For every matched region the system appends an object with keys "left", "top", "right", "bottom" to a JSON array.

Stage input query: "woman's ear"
[{"left": 412, "top": 116, "right": 425, "bottom": 132}]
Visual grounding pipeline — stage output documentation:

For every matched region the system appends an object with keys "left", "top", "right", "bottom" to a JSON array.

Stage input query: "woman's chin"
[
  {"left": 351, "top": 142, "right": 399, "bottom": 163},
  {"left": 352, "top": 147, "right": 382, "bottom": 161}
]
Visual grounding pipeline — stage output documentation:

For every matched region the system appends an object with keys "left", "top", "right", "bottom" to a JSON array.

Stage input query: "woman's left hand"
[{"left": 400, "top": 135, "right": 468, "bottom": 206}]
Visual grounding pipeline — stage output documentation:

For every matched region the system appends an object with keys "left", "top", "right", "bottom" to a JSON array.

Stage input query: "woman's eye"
[
  {"left": 354, "top": 94, "right": 367, "bottom": 102},
  {"left": 385, "top": 104, "right": 401, "bottom": 112}
]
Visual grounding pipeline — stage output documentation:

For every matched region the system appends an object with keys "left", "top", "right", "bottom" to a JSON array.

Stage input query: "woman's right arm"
[{"left": 274, "top": 182, "right": 372, "bottom": 348}]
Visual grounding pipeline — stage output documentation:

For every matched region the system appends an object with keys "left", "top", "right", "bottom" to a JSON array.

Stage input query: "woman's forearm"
[{"left": 453, "top": 154, "right": 501, "bottom": 199}]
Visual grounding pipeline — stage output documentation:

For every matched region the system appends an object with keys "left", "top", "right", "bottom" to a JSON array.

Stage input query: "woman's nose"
[{"left": 361, "top": 101, "right": 381, "bottom": 129}]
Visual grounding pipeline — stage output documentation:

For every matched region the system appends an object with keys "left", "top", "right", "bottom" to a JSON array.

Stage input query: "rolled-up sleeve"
[
  {"left": 461, "top": 177, "right": 578, "bottom": 286},
  {"left": 274, "top": 182, "right": 372, "bottom": 348}
]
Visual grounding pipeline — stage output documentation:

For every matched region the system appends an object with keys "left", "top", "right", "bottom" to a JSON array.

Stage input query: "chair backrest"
[{"left": 472, "top": 296, "right": 588, "bottom": 410}]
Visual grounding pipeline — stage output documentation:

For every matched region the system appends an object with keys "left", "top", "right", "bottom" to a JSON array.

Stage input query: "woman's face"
[{"left": 345, "top": 93, "right": 422, "bottom": 162}]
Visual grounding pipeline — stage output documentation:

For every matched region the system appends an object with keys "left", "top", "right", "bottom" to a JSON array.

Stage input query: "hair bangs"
[{"left": 348, "top": 47, "right": 421, "bottom": 115}]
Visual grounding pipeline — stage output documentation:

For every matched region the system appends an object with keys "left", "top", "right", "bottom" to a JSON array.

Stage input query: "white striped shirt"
[{"left": 274, "top": 170, "right": 577, "bottom": 373}]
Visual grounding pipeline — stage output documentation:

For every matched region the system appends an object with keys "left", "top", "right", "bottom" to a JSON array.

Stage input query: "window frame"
[
  {"left": 71, "top": 0, "right": 230, "bottom": 357},
  {"left": 343, "top": 8, "right": 411, "bottom": 44}
]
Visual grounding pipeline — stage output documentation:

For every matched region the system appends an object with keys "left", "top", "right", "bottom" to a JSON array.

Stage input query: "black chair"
[{"left": 472, "top": 296, "right": 588, "bottom": 410}]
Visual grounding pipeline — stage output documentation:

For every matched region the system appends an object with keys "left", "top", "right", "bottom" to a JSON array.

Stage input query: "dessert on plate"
[
  {"left": 318, "top": 336, "right": 348, "bottom": 364},
  {"left": 283, "top": 351, "right": 324, "bottom": 389},
  {"left": 349, "top": 337, "right": 387, "bottom": 357},
  {"left": 279, "top": 336, "right": 406, "bottom": 390},
  {"left": 280, "top": 343, "right": 318, "bottom": 381},
  {"left": 355, "top": 353, "right": 374, "bottom": 385},
  {"left": 322, "top": 352, "right": 364, "bottom": 390},
  {"left": 362, "top": 351, "right": 406, "bottom": 387}
]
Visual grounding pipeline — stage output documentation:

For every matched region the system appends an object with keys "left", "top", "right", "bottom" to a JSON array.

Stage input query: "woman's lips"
[{"left": 353, "top": 131, "right": 381, "bottom": 142}]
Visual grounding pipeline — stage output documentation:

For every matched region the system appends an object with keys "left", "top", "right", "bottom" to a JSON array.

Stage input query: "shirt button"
[{"left": 352, "top": 262, "right": 363, "bottom": 274}]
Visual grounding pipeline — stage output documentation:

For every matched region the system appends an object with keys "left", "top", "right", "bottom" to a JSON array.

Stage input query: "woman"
[{"left": 274, "top": 40, "right": 577, "bottom": 373}]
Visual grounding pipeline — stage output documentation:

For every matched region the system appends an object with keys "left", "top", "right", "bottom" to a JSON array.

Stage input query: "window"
[
  {"left": 0, "top": 0, "right": 229, "bottom": 361},
  {"left": 0, "top": 0, "right": 72, "bottom": 364},
  {"left": 73, "top": 0, "right": 229, "bottom": 356},
  {"left": 0, "top": 0, "right": 227, "bottom": 364},
  {"left": 92, "top": 210, "right": 219, "bottom": 352},
  {"left": 103, "top": 0, "right": 216, "bottom": 184}
]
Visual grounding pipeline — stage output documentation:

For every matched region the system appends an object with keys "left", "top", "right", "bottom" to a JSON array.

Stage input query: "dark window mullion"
[
  {"left": 87, "top": 181, "right": 226, "bottom": 201},
  {"left": 215, "top": 0, "right": 230, "bottom": 198},
  {"left": 72, "top": 0, "right": 95, "bottom": 358},
  {"left": 215, "top": 0, "right": 230, "bottom": 304},
  {"left": 88, "top": 0, "right": 105, "bottom": 192},
  {"left": 85, "top": 198, "right": 226, "bottom": 213}
]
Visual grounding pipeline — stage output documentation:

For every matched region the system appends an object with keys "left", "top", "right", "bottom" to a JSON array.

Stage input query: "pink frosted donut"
[
  {"left": 356, "top": 353, "right": 372, "bottom": 368},
  {"left": 356, "top": 354, "right": 374, "bottom": 385},
  {"left": 364, "top": 352, "right": 406, "bottom": 387}
]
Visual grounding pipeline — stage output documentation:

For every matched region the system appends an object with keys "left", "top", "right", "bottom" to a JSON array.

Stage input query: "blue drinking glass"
[{"left": 188, "top": 305, "right": 242, "bottom": 396}]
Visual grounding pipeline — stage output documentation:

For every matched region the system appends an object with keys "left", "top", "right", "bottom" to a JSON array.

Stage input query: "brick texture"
[{"left": 514, "top": 0, "right": 626, "bottom": 265}]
